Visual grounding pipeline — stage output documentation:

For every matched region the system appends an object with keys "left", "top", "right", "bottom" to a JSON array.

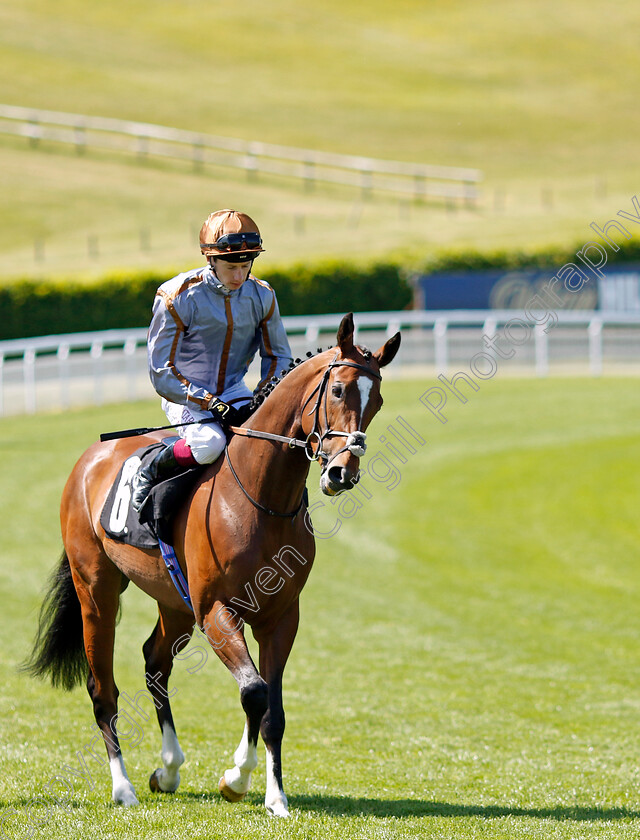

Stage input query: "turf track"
[{"left": 1, "top": 376, "right": 639, "bottom": 839}]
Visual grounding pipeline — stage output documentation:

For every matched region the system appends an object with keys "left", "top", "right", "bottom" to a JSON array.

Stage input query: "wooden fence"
[{"left": 0, "top": 104, "right": 482, "bottom": 203}]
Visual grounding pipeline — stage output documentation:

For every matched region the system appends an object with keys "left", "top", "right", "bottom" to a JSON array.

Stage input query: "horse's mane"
[
  {"left": 245, "top": 343, "right": 373, "bottom": 415},
  {"left": 246, "top": 348, "right": 327, "bottom": 414}
]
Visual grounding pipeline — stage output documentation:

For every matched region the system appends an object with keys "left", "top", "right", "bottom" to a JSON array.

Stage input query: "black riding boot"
[{"left": 131, "top": 441, "right": 182, "bottom": 512}]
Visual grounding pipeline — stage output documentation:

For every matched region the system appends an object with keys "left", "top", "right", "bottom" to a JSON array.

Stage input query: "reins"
[
  {"left": 226, "top": 425, "right": 307, "bottom": 449},
  {"left": 223, "top": 447, "right": 306, "bottom": 518}
]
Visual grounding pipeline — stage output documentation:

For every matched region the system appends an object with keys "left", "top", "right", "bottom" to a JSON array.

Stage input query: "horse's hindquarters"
[{"left": 103, "top": 540, "right": 193, "bottom": 615}]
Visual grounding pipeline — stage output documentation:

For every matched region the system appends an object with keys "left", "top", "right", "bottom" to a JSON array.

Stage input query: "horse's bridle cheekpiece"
[
  {"left": 224, "top": 352, "right": 381, "bottom": 517},
  {"left": 301, "top": 352, "right": 381, "bottom": 467}
]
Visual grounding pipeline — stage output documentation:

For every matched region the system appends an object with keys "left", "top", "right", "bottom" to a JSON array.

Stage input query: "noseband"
[{"left": 301, "top": 352, "right": 382, "bottom": 471}]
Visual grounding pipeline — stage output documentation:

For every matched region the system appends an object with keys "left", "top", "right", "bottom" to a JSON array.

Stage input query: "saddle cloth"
[{"left": 100, "top": 439, "right": 201, "bottom": 549}]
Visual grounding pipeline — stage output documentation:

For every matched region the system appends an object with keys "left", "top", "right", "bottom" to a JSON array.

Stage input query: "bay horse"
[{"left": 25, "top": 313, "right": 400, "bottom": 817}]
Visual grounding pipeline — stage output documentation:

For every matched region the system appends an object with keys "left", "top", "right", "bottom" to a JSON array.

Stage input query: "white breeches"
[
  {"left": 162, "top": 400, "right": 227, "bottom": 465},
  {"left": 162, "top": 381, "right": 252, "bottom": 465}
]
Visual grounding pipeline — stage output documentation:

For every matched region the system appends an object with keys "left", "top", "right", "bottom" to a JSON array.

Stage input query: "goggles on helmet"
[{"left": 202, "top": 232, "right": 262, "bottom": 252}]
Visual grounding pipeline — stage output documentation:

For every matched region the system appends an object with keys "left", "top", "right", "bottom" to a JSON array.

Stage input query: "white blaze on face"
[{"left": 357, "top": 377, "right": 374, "bottom": 419}]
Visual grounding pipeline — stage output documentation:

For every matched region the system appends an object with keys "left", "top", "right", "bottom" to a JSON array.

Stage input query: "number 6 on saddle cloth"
[
  {"left": 100, "top": 437, "right": 201, "bottom": 610},
  {"left": 100, "top": 437, "right": 199, "bottom": 550}
]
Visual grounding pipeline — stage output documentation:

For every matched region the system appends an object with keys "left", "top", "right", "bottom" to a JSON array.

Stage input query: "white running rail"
[{"left": 0, "top": 311, "right": 639, "bottom": 416}]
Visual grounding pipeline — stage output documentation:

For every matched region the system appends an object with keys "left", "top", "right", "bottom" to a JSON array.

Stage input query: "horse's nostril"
[
  {"left": 327, "top": 466, "right": 347, "bottom": 487},
  {"left": 327, "top": 466, "right": 358, "bottom": 489}
]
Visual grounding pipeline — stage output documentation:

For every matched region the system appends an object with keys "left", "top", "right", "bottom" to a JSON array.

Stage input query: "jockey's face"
[{"left": 212, "top": 258, "right": 252, "bottom": 291}]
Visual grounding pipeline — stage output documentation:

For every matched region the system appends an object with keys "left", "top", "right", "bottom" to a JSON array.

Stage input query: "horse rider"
[{"left": 131, "top": 209, "right": 293, "bottom": 511}]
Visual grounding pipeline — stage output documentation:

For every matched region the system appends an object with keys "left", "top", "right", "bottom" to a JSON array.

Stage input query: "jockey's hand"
[{"left": 206, "top": 396, "right": 241, "bottom": 428}]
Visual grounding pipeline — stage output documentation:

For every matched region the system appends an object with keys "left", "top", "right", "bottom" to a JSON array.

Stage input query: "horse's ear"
[
  {"left": 373, "top": 332, "right": 401, "bottom": 368},
  {"left": 337, "top": 312, "right": 354, "bottom": 354}
]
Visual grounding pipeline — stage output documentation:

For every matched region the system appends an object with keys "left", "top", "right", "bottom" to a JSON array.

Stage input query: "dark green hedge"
[
  {"left": 4, "top": 238, "right": 639, "bottom": 341},
  {"left": 0, "top": 261, "right": 413, "bottom": 340},
  {"left": 0, "top": 272, "right": 165, "bottom": 340},
  {"left": 263, "top": 260, "right": 412, "bottom": 316}
]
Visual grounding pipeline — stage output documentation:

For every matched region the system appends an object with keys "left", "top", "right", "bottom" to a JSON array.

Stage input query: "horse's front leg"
[
  {"left": 220, "top": 720, "right": 259, "bottom": 802},
  {"left": 201, "top": 603, "right": 268, "bottom": 803},
  {"left": 255, "top": 601, "right": 300, "bottom": 818}
]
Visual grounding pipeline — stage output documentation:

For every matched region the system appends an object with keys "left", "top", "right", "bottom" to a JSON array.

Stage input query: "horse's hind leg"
[
  {"left": 141, "top": 604, "right": 194, "bottom": 793},
  {"left": 71, "top": 546, "right": 139, "bottom": 806},
  {"left": 202, "top": 604, "right": 268, "bottom": 803}
]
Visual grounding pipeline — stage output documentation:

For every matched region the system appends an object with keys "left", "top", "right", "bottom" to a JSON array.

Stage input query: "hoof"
[
  {"left": 113, "top": 787, "right": 139, "bottom": 807},
  {"left": 149, "top": 768, "right": 179, "bottom": 793},
  {"left": 218, "top": 775, "right": 246, "bottom": 803},
  {"left": 266, "top": 801, "right": 290, "bottom": 818}
]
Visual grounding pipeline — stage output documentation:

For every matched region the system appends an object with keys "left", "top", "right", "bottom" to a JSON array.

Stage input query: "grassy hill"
[{"left": 1, "top": 0, "right": 640, "bottom": 279}]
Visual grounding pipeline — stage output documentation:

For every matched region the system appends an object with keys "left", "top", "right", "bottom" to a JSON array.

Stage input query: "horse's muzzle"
[{"left": 320, "top": 464, "right": 361, "bottom": 496}]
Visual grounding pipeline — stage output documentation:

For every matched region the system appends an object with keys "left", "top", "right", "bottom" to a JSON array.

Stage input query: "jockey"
[{"left": 131, "top": 209, "right": 293, "bottom": 511}]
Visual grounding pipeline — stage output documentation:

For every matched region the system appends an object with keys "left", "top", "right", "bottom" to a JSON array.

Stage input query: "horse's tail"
[{"left": 22, "top": 549, "right": 88, "bottom": 691}]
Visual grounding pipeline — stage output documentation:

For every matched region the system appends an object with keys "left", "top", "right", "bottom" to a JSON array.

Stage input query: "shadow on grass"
[
  {"left": 284, "top": 794, "right": 640, "bottom": 823},
  {"left": 2, "top": 791, "right": 639, "bottom": 825}
]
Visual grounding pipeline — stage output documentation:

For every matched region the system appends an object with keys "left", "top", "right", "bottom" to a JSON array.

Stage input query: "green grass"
[
  {"left": 1, "top": 377, "right": 640, "bottom": 838},
  {"left": 1, "top": 0, "right": 640, "bottom": 277}
]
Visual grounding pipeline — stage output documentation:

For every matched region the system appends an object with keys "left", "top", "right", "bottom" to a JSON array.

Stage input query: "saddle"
[{"left": 100, "top": 439, "right": 201, "bottom": 549}]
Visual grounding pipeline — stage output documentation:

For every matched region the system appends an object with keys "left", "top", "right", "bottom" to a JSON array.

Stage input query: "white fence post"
[
  {"left": 57, "top": 343, "right": 71, "bottom": 409},
  {"left": 483, "top": 317, "right": 497, "bottom": 363},
  {"left": 24, "top": 348, "right": 36, "bottom": 414},
  {"left": 534, "top": 323, "right": 549, "bottom": 377},
  {"left": 434, "top": 318, "right": 448, "bottom": 376},
  {"left": 91, "top": 340, "right": 104, "bottom": 405},
  {"left": 305, "top": 323, "right": 320, "bottom": 350},
  {"left": 387, "top": 321, "right": 401, "bottom": 338},
  {"left": 588, "top": 318, "right": 603, "bottom": 376}
]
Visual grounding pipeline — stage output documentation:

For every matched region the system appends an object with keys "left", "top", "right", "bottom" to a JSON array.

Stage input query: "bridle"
[
  {"left": 300, "top": 351, "right": 381, "bottom": 468},
  {"left": 224, "top": 352, "right": 382, "bottom": 517}
]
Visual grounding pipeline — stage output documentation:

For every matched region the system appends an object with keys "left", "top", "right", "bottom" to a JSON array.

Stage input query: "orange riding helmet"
[{"left": 199, "top": 209, "right": 265, "bottom": 263}]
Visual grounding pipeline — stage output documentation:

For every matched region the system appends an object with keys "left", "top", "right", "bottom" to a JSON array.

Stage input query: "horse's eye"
[{"left": 332, "top": 384, "right": 344, "bottom": 398}]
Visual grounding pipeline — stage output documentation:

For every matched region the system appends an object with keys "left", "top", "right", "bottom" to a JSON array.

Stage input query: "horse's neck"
[
  {"left": 249, "top": 372, "right": 303, "bottom": 441},
  {"left": 231, "top": 366, "right": 316, "bottom": 507}
]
